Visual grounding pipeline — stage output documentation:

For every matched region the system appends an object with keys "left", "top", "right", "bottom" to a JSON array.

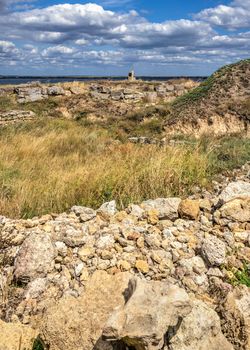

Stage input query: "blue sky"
[{"left": 0, "top": 0, "right": 249, "bottom": 75}]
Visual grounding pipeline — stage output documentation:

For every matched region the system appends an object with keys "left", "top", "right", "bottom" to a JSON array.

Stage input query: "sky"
[{"left": 0, "top": 0, "right": 249, "bottom": 75}]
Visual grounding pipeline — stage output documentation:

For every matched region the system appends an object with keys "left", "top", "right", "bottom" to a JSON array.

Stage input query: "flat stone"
[
  {"left": 141, "top": 198, "right": 181, "bottom": 220},
  {"left": 220, "top": 181, "right": 250, "bottom": 203},
  {"left": 71, "top": 206, "right": 96, "bottom": 222}
]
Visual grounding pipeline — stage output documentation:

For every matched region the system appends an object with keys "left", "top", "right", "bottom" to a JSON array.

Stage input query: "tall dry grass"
[{"left": 0, "top": 119, "right": 249, "bottom": 218}]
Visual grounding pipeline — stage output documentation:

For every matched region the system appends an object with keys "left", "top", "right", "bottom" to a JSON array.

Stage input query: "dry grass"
[{"left": 0, "top": 118, "right": 249, "bottom": 218}]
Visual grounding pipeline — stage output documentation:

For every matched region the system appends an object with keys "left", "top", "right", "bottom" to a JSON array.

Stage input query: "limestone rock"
[
  {"left": 15, "top": 86, "right": 46, "bottom": 103},
  {"left": 61, "top": 226, "right": 88, "bottom": 247},
  {"left": 141, "top": 198, "right": 181, "bottom": 220},
  {"left": 47, "top": 86, "right": 65, "bottom": 95},
  {"left": 169, "top": 299, "right": 233, "bottom": 350},
  {"left": 0, "top": 319, "right": 38, "bottom": 350},
  {"left": 222, "top": 285, "right": 250, "bottom": 350},
  {"left": 14, "top": 231, "right": 55, "bottom": 283},
  {"left": 70, "top": 86, "right": 85, "bottom": 95},
  {"left": 98, "top": 200, "right": 117, "bottom": 219},
  {"left": 178, "top": 199, "right": 200, "bottom": 220},
  {"left": 103, "top": 278, "right": 191, "bottom": 350},
  {"left": 220, "top": 181, "right": 250, "bottom": 202},
  {"left": 71, "top": 205, "right": 96, "bottom": 222},
  {"left": 135, "top": 259, "right": 149, "bottom": 274},
  {"left": 219, "top": 198, "right": 250, "bottom": 223},
  {"left": 179, "top": 256, "right": 207, "bottom": 275},
  {"left": 41, "top": 271, "right": 132, "bottom": 350},
  {"left": 201, "top": 235, "right": 226, "bottom": 266}
]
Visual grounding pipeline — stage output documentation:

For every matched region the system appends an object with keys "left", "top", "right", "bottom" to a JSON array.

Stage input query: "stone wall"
[{"left": 0, "top": 110, "right": 35, "bottom": 125}]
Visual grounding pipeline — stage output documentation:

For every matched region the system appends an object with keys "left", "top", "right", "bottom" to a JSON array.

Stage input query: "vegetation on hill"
[
  {"left": 0, "top": 118, "right": 249, "bottom": 218},
  {"left": 168, "top": 58, "right": 250, "bottom": 124},
  {"left": 0, "top": 59, "right": 249, "bottom": 218}
]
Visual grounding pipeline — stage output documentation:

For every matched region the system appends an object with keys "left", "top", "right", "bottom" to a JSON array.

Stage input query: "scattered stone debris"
[{"left": 0, "top": 162, "right": 250, "bottom": 349}]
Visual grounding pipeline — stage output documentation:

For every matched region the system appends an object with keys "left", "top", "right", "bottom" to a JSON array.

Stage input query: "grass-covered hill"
[{"left": 165, "top": 59, "right": 250, "bottom": 136}]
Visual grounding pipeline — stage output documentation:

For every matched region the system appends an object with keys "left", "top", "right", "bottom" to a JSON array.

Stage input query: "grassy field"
[{"left": 0, "top": 118, "right": 249, "bottom": 218}]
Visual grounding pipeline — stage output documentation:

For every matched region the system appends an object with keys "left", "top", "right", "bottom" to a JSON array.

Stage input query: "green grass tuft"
[
  {"left": 228, "top": 264, "right": 250, "bottom": 287},
  {"left": 32, "top": 338, "right": 44, "bottom": 350}
]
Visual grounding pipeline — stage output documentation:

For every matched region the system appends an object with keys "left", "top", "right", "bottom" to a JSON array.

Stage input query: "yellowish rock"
[
  {"left": 135, "top": 260, "right": 149, "bottom": 274},
  {"left": 0, "top": 319, "right": 38, "bottom": 350},
  {"left": 114, "top": 243, "right": 123, "bottom": 253},
  {"left": 147, "top": 209, "right": 159, "bottom": 225},
  {"left": 101, "top": 250, "right": 113, "bottom": 260},
  {"left": 114, "top": 211, "right": 128, "bottom": 222},
  {"left": 80, "top": 268, "right": 89, "bottom": 282},
  {"left": 137, "top": 237, "right": 145, "bottom": 248},
  {"left": 151, "top": 252, "right": 161, "bottom": 264},
  {"left": 178, "top": 199, "right": 200, "bottom": 220},
  {"left": 78, "top": 246, "right": 95, "bottom": 261},
  {"left": 118, "top": 260, "right": 131, "bottom": 271}
]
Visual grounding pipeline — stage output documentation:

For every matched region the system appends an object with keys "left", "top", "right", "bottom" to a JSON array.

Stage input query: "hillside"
[
  {"left": 165, "top": 59, "right": 250, "bottom": 137},
  {"left": 0, "top": 64, "right": 250, "bottom": 350}
]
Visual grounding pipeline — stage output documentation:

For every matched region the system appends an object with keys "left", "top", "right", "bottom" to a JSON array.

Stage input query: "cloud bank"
[{"left": 0, "top": 1, "right": 249, "bottom": 74}]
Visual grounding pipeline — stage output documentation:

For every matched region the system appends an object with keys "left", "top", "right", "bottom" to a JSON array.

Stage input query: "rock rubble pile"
[{"left": 0, "top": 163, "right": 250, "bottom": 349}]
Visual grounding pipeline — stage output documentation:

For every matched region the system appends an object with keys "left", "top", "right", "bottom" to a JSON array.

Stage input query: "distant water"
[{"left": 0, "top": 76, "right": 207, "bottom": 85}]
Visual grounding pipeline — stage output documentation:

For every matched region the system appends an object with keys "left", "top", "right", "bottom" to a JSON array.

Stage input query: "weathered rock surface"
[
  {"left": 15, "top": 86, "right": 47, "bottom": 103},
  {"left": 178, "top": 199, "right": 200, "bottom": 220},
  {"left": 169, "top": 300, "right": 233, "bottom": 350},
  {"left": 47, "top": 86, "right": 65, "bottom": 96},
  {"left": 14, "top": 231, "right": 55, "bottom": 282},
  {"left": 201, "top": 235, "right": 226, "bottom": 266},
  {"left": 0, "top": 319, "right": 38, "bottom": 350},
  {"left": 218, "top": 198, "right": 250, "bottom": 223},
  {"left": 97, "top": 200, "right": 117, "bottom": 218},
  {"left": 141, "top": 197, "right": 181, "bottom": 220},
  {"left": 103, "top": 278, "right": 191, "bottom": 350},
  {"left": 219, "top": 180, "right": 250, "bottom": 202},
  {"left": 41, "top": 271, "right": 131, "bottom": 350},
  {"left": 221, "top": 285, "right": 250, "bottom": 350},
  {"left": 71, "top": 205, "right": 96, "bottom": 222}
]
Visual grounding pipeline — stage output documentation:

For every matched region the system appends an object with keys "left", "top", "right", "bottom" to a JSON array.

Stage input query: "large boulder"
[
  {"left": 14, "top": 231, "right": 55, "bottom": 283},
  {"left": 0, "top": 319, "right": 38, "bottom": 350},
  {"left": 169, "top": 299, "right": 233, "bottom": 350},
  {"left": 220, "top": 181, "right": 250, "bottom": 203},
  {"left": 103, "top": 279, "right": 191, "bottom": 350},
  {"left": 15, "top": 86, "right": 47, "bottom": 103},
  {"left": 41, "top": 271, "right": 132, "bottom": 350},
  {"left": 141, "top": 198, "right": 181, "bottom": 220}
]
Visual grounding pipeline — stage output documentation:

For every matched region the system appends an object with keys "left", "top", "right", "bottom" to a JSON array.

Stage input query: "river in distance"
[{"left": 0, "top": 76, "right": 207, "bottom": 85}]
